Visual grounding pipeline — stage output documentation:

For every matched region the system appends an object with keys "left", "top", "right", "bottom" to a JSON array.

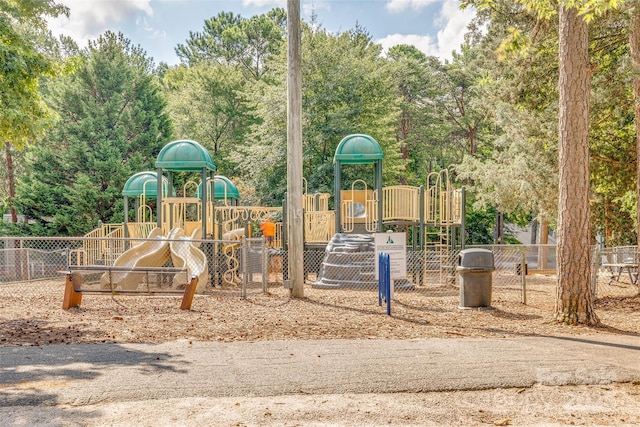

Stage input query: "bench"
[
  {"left": 62, "top": 265, "right": 198, "bottom": 310},
  {"left": 601, "top": 262, "right": 639, "bottom": 286}
]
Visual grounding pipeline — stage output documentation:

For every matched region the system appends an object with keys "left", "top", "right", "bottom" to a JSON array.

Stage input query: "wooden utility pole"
[{"left": 287, "top": 0, "right": 304, "bottom": 297}]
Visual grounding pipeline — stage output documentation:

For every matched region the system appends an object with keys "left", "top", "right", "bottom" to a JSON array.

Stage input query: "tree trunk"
[
  {"left": 538, "top": 217, "right": 549, "bottom": 269},
  {"left": 5, "top": 142, "right": 18, "bottom": 223},
  {"left": 605, "top": 198, "right": 613, "bottom": 243},
  {"left": 530, "top": 216, "right": 538, "bottom": 245},
  {"left": 555, "top": 6, "right": 599, "bottom": 325},
  {"left": 399, "top": 113, "right": 409, "bottom": 185},
  {"left": 631, "top": 1, "right": 640, "bottom": 251}
]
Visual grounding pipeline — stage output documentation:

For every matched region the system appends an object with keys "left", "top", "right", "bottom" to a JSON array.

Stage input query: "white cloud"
[
  {"left": 385, "top": 0, "right": 439, "bottom": 13},
  {"left": 380, "top": 0, "right": 475, "bottom": 61},
  {"left": 242, "top": 0, "right": 286, "bottom": 7},
  {"left": 302, "top": 1, "right": 331, "bottom": 17},
  {"left": 434, "top": 0, "right": 475, "bottom": 59},
  {"left": 136, "top": 16, "right": 166, "bottom": 40},
  {"left": 243, "top": 0, "right": 326, "bottom": 17},
  {"left": 48, "top": 0, "right": 153, "bottom": 47},
  {"left": 376, "top": 34, "right": 437, "bottom": 57}
]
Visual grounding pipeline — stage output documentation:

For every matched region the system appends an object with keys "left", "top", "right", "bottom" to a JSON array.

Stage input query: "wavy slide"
[
  {"left": 100, "top": 227, "right": 208, "bottom": 293},
  {"left": 100, "top": 228, "right": 173, "bottom": 290},
  {"left": 169, "top": 228, "right": 208, "bottom": 294}
]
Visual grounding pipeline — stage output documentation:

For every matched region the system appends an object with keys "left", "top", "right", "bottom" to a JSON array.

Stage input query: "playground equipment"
[
  {"left": 314, "top": 233, "right": 414, "bottom": 290},
  {"left": 122, "top": 171, "right": 173, "bottom": 233},
  {"left": 78, "top": 135, "right": 463, "bottom": 290},
  {"left": 99, "top": 227, "right": 171, "bottom": 290},
  {"left": 312, "top": 134, "right": 464, "bottom": 289},
  {"left": 169, "top": 228, "right": 208, "bottom": 294},
  {"left": 98, "top": 227, "right": 207, "bottom": 293}
]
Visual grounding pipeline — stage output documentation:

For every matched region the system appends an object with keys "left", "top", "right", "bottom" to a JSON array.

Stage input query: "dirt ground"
[
  {"left": 1, "top": 275, "right": 638, "bottom": 346},
  {"left": 1, "top": 274, "right": 640, "bottom": 425}
]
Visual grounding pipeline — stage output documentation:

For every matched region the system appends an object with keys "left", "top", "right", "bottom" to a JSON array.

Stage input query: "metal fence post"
[
  {"left": 262, "top": 236, "right": 268, "bottom": 293},
  {"left": 590, "top": 246, "right": 600, "bottom": 298},
  {"left": 241, "top": 235, "right": 247, "bottom": 299},
  {"left": 521, "top": 252, "right": 527, "bottom": 304}
]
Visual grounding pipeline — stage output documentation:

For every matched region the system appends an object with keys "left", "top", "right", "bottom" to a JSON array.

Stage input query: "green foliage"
[
  {"left": 234, "top": 24, "right": 402, "bottom": 205},
  {"left": 0, "top": 218, "right": 49, "bottom": 237},
  {"left": 587, "top": 9, "right": 637, "bottom": 244},
  {"left": 453, "top": 1, "right": 560, "bottom": 233},
  {"left": 162, "top": 63, "right": 255, "bottom": 176},
  {"left": 15, "top": 31, "right": 172, "bottom": 235},
  {"left": 175, "top": 8, "right": 286, "bottom": 80},
  {"left": 166, "top": 8, "right": 288, "bottom": 199},
  {"left": 0, "top": 0, "right": 68, "bottom": 147},
  {"left": 386, "top": 45, "right": 447, "bottom": 184},
  {"left": 465, "top": 204, "right": 499, "bottom": 245},
  {"left": 464, "top": 196, "right": 527, "bottom": 245}
]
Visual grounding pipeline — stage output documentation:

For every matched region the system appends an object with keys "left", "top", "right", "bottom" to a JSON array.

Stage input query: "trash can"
[{"left": 457, "top": 248, "right": 494, "bottom": 308}]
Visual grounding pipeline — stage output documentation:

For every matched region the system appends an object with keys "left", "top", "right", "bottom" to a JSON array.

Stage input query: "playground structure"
[{"left": 71, "top": 135, "right": 464, "bottom": 288}]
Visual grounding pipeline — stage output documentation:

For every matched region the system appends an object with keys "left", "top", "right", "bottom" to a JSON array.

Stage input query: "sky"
[{"left": 47, "top": 0, "right": 477, "bottom": 65}]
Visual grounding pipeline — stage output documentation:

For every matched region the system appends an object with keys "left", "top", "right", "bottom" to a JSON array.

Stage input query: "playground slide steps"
[{"left": 313, "top": 233, "right": 414, "bottom": 290}]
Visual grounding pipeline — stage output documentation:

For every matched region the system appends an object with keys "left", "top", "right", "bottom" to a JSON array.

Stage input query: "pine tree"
[{"left": 17, "top": 31, "right": 173, "bottom": 235}]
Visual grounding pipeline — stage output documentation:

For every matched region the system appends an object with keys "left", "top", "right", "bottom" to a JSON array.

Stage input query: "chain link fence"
[
  {"left": 0, "top": 235, "right": 276, "bottom": 300},
  {"left": 591, "top": 246, "right": 639, "bottom": 299},
  {"left": 1, "top": 235, "right": 637, "bottom": 310}
]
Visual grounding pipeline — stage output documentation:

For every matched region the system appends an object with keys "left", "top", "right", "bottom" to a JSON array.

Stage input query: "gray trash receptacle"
[{"left": 457, "top": 248, "right": 494, "bottom": 308}]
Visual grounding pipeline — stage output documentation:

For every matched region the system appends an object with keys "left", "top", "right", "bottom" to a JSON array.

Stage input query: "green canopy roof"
[
  {"left": 197, "top": 176, "right": 241, "bottom": 201},
  {"left": 333, "top": 134, "right": 384, "bottom": 164},
  {"left": 122, "top": 171, "right": 173, "bottom": 197},
  {"left": 155, "top": 139, "right": 216, "bottom": 172}
]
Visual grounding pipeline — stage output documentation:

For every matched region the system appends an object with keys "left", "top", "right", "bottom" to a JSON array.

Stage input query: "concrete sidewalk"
[{"left": 1, "top": 334, "right": 639, "bottom": 408}]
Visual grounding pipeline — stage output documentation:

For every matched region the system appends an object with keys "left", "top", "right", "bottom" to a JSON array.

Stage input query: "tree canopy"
[
  {"left": 0, "top": 0, "right": 68, "bottom": 147},
  {"left": 16, "top": 31, "right": 172, "bottom": 235}
]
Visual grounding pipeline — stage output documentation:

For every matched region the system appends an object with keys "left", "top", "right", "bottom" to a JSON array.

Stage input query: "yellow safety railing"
[
  {"left": 304, "top": 211, "right": 335, "bottom": 243},
  {"left": 303, "top": 192, "right": 330, "bottom": 212},
  {"left": 102, "top": 226, "right": 125, "bottom": 266},
  {"left": 126, "top": 222, "right": 157, "bottom": 240},
  {"left": 382, "top": 186, "right": 420, "bottom": 222},
  {"left": 341, "top": 180, "right": 377, "bottom": 232}
]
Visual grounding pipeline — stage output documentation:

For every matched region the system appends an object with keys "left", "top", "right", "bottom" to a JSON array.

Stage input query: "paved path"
[{"left": 1, "top": 334, "right": 639, "bottom": 408}]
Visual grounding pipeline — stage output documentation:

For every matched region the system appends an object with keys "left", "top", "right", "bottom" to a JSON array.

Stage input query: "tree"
[
  {"left": 555, "top": 4, "right": 598, "bottom": 324},
  {"left": 589, "top": 14, "right": 636, "bottom": 246},
  {"left": 175, "top": 9, "right": 286, "bottom": 80},
  {"left": 167, "top": 9, "right": 288, "bottom": 181},
  {"left": 461, "top": 0, "right": 621, "bottom": 324},
  {"left": 387, "top": 45, "right": 452, "bottom": 183},
  {"left": 234, "top": 24, "right": 402, "bottom": 205},
  {"left": 16, "top": 31, "right": 172, "bottom": 235},
  {"left": 0, "top": 0, "right": 68, "bottom": 224},
  {"left": 433, "top": 43, "right": 493, "bottom": 158},
  {"left": 162, "top": 63, "right": 254, "bottom": 175},
  {"left": 455, "top": 3, "right": 560, "bottom": 249}
]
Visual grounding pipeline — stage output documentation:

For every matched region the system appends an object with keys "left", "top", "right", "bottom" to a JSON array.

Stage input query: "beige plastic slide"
[
  {"left": 169, "top": 227, "right": 209, "bottom": 294},
  {"left": 100, "top": 227, "right": 173, "bottom": 290}
]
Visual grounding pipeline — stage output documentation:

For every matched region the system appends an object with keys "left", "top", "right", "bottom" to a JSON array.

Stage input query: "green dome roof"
[
  {"left": 155, "top": 139, "right": 216, "bottom": 171},
  {"left": 197, "top": 175, "right": 240, "bottom": 201},
  {"left": 334, "top": 134, "right": 384, "bottom": 164},
  {"left": 122, "top": 171, "right": 172, "bottom": 197}
]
